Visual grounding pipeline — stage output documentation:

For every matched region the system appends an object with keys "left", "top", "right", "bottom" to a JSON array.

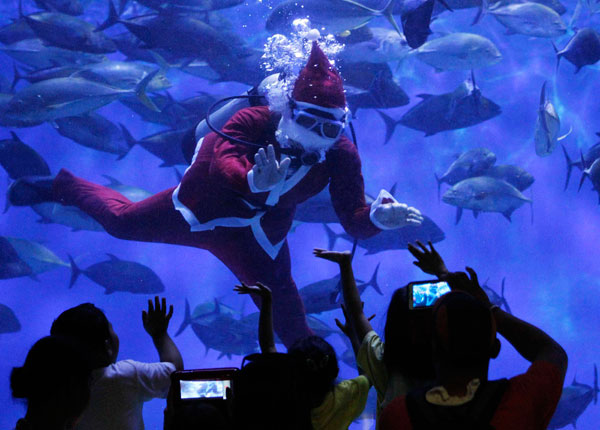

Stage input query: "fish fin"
[
  {"left": 578, "top": 151, "right": 587, "bottom": 192},
  {"left": 173, "top": 168, "right": 183, "bottom": 183},
  {"left": 96, "top": 0, "right": 120, "bottom": 32},
  {"left": 425, "top": 132, "right": 435, "bottom": 137},
  {"left": 134, "top": 70, "right": 161, "bottom": 112},
  {"left": 149, "top": 50, "right": 170, "bottom": 71},
  {"left": 389, "top": 183, "right": 397, "bottom": 197},
  {"left": 323, "top": 223, "right": 341, "bottom": 250},
  {"left": 102, "top": 175, "right": 122, "bottom": 187},
  {"left": 68, "top": 254, "right": 81, "bottom": 288},
  {"left": 557, "top": 125, "right": 573, "bottom": 141},
  {"left": 367, "top": 262, "right": 383, "bottom": 295},
  {"left": 3, "top": 196, "right": 11, "bottom": 214},
  {"left": 376, "top": 110, "right": 399, "bottom": 145},
  {"left": 218, "top": 352, "right": 226, "bottom": 359},
  {"left": 174, "top": 298, "right": 192, "bottom": 337},
  {"left": 11, "top": 62, "right": 22, "bottom": 92},
  {"left": 416, "top": 93, "right": 433, "bottom": 99},
  {"left": 551, "top": 42, "right": 561, "bottom": 71},
  {"left": 471, "top": 0, "right": 487, "bottom": 25},
  {"left": 435, "top": 0, "right": 453, "bottom": 12},
  {"left": 435, "top": 172, "right": 442, "bottom": 202},
  {"left": 561, "top": 144, "right": 573, "bottom": 190},
  {"left": 118, "top": 0, "right": 128, "bottom": 14},
  {"left": 455, "top": 207, "right": 463, "bottom": 224},
  {"left": 594, "top": 363, "right": 599, "bottom": 404},
  {"left": 502, "top": 211, "right": 512, "bottom": 222},
  {"left": 213, "top": 298, "right": 221, "bottom": 314},
  {"left": 106, "top": 253, "right": 120, "bottom": 261},
  {"left": 118, "top": 123, "right": 137, "bottom": 159},
  {"left": 473, "top": 210, "right": 479, "bottom": 218}
]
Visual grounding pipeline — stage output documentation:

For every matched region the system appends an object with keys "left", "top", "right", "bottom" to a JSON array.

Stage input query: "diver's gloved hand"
[
  {"left": 370, "top": 189, "right": 423, "bottom": 229},
  {"left": 249, "top": 144, "right": 291, "bottom": 192}
]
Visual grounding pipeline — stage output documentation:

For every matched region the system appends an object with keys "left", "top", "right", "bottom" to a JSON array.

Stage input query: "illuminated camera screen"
[
  {"left": 180, "top": 380, "right": 231, "bottom": 400},
  {"left": 412, "top": 281, "right": 451, "bottom": 308}
]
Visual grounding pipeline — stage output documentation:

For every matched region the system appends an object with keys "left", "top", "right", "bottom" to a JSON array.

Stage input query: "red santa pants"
[{"left": 53, "top": 169, "right": 312, "bottom": 348}]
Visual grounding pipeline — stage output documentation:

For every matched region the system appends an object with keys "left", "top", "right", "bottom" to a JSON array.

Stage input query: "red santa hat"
[{"left": 292, "top": 41, "right": 346, "bottom": 109}]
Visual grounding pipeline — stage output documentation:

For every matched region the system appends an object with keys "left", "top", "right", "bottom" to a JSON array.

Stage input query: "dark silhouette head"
[
  {"left": 11, "top": 335, "right": 92, "bottom": 430},
  {"left": 288, "top": 335, "right": 339, "bottom": 408},
  {"left": 50, "top": 303, "right": 119, "bottom": 368},
  {"left": 432, "top": 291, "right": 500, "bottom": 372},
  {"left": 169, "top": 402, "right": 230, "bottom": 430},
  {"left": 383, "top": 286, "right": 436, "bottom": 381}
]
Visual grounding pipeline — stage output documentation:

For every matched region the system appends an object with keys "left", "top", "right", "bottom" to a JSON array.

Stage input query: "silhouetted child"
[
  {"left": 314, "top": 245, "right": 440, "bottom": 422},
  {"left": 235, "top": 282, "right": 370, "bottom": 429},
  {"left": 50, "top": 296, "right": 184, "bottom": 430},
  {"left": 11, "top": 335, "right": 92, "bottom": 430}
]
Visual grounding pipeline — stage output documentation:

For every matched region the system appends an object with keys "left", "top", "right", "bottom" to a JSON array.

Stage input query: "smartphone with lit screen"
[{"left": 408, "top": 280, "right": 451, "bottom": 309}]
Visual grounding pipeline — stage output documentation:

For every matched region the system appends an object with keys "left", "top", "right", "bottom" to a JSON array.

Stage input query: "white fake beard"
[{"left": 275, "top": 116, "right": 336, "bottom": 157}]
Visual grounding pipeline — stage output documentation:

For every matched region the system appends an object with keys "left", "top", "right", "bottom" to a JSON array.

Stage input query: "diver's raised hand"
[
  {"left": 408, "top": 241, "right": 448, "bottom": 277},
  {"left": 370, "top": 189, "right": 424, "bottom": 229},
  {"left": 251, "top": 144, "right": 291, "bottom": 191}
]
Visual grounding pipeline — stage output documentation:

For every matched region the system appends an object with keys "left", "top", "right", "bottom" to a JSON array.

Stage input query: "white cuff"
[
  {"left": 369, "top": 189, "right": 398, "bottom": 230},
  {"left": 369, "top": 208, "right": 396, "bottom": 230},
  {"left": 247, "top": 169, "right": 277, "bottom": 193}
]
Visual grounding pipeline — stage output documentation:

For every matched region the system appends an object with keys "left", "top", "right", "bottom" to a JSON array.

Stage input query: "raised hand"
[
  {"left": 313, "top": 248, "right": 352, "bottom": 265},
  {"left": 334, "top": 302, "right": 375, "bottom": 340},
  {"left": 407, "top": 240, "right": 448, "bottom": 277},
  {"left": 142, "top": 296, "right": 173, "bottom": 339},
  {"left": 371, "top": 189, "right": 423, "bottom": 229},
  {"left": 443, "top": 267, "right": 491, "bottom": 307},
  {"left": 251, "top": 144, "right": 291, "bottom": 191},
  {"left": 233, "top": 281, "right": 272, "bottom": 300}
]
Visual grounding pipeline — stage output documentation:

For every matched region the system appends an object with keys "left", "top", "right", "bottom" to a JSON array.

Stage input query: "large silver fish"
[
  {"left": 442, "top": 176, "right": 531, "bottom": 222},
  {"left": 338, "top": 27, "right": 411, "bottom": 64},
  {"left": 266, "top": 0, "right": 402, "bottom": 36},
  {"left": 534, "top": 81, "right": 560, "bottom": 157},
  {"left": 413, "top": 32, "right": 502, "bottom": 71},
  {"left": 3, "top": 70, "right": 159, "bottom": 123},
  {"left": 71, "top": 61, "right": 171, "bottom": 92},
  {"left": 484, "top": 1, "right": 566, "bottom": 38}
]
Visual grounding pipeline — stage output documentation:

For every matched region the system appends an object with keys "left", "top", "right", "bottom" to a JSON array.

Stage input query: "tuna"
[
  {"left": 413, "top": 33, "right": 502, "bottom": 71},
  {"left": 323, "top": 218, "right": 445, "bottom": 255},
  {"left": 266, "top": 0, "right": 402, "bottom": 37},
  {"left": 3, "top": 70, "right": 159, "bottom": 123},
  {"left": 578, "top": 157, "right": 600, "bottom": 204},
  {"left": 54, "top": 114, "right": 134, "bottom": 158},
  {"left": 481, "top": 278, "right": 512, "bottom": 314},
  {"left": 436, "top": 148, "right": 497, "bottom": 198},
  {"left": 397, "top": 73, "right": 501, "bottom": 136},
  {"left": 338, "top": 27, "right": 410, "bottom": 64},
  {"left": 121, "top": 128, "right": 189, "bottom": 167},
  {"left": 0, "top": 132, "right": 51, "bottom": 180},
  {"left": 34, "top": 0, "right": 84, "bottom": 16},
  {"left": 483, "top": 1, "right": 566, "bottom": 38},
  {"left": 299, "top": 263, "right": 382, "bottom": 314},
  {"left": 71, "top": 61, "right": 171, "bottom": 92},
  {"left": 0, "top": 304, "right": 21, "bottom": 334},
  {"left": 0, "top": 38, "right": 105, "bottom": 69},
  {"left": 534, "top": 81, "right": 560, "bottom": 157},
  {"left": 554, "top": 28, "right": 600, "bottom": 73},
  {"left": 69, "top": 254, "right": 165, "bottom": 294},
  {"left": 482, "top": 164, "right": 534, "bottom": 192},
  {"left": 548, "top": 365, "right": 599, "bottom": 429},
  {"left": 442, "top": 176, "right": 532, "bottom": 223},
  {"left": 2, "top": 236, "right": 68, "bottom": 277}
]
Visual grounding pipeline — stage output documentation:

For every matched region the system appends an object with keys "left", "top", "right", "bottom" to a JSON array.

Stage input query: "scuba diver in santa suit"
[{"left": 8, "top": 42, "right": 423, "bottom": 347}]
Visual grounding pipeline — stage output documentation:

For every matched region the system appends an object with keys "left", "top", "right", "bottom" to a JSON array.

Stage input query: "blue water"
[{"left": 1, "top": 1, "right": 600, "bottom": 428}]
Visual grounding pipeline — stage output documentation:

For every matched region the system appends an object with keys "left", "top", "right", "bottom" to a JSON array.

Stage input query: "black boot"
[{"left": 7, "top": 175, "right": 55, "bottom": 206}]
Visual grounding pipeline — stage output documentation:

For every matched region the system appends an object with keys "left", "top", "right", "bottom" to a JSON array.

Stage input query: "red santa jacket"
[{"left": 172, "top": 106, "right": 380, "bottom": 259}]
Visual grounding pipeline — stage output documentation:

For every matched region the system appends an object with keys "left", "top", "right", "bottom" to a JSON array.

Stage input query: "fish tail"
[
  {"left": 118, "top": 123, "right": 138, "bottom": 159},
  {"left": 11, "top": 63, "right": 23, "bottom": 92},
  {"left": 435, "top": 172, "right": 442, "bottom": 201},
  {"left": 174, "top": 298, "right": 192, "bottom": 337},
  {"left": 578, "top": 150, "right": 587, "bottom": 192},
  {"left": 594, "top": 364, "right": 598, "bottom": 405},
  {"left": 561, "top": 144, "right": 573, "bottom": 190},
  {"left": 472, "top": 0, "right": 488, "bottom": 25},
  {"left": 436, "top": 0, "right": 454, "bottom": 12},
  {"left": 68, "top": 254, "right": 81, "bottom": 288},
  {"left": 322, "top": 224, "right": 341, "bottom": 250},
  {"left": 382, "top": 0, "right": 403, "bottom": 38},
  {"left": 96, "top": 0, "right": 120, "bottom": 32},
  {"left": 376, "top": 110, "right": 398, "bottom": 145},
  {"left": 551, "top": 42, "right": 561, "bottom": 72},
  {"left": 134, "top": 69, "right": 161, "bottom": 112},
  {"left": 500, "top": 277, "right": 513, "bottom": 314},
  {"left": 367, "top": 262, "right": 383, "bottom": 295}
]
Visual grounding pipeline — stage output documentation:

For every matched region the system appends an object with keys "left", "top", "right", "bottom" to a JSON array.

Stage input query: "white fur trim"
[{"left": 369, "top": 189, "right": 398, "bottom": 230}]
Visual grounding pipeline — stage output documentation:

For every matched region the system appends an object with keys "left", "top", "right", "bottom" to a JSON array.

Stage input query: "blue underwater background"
[{"left": 1, "top": 0, "right": 600, "bottom": 428}]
